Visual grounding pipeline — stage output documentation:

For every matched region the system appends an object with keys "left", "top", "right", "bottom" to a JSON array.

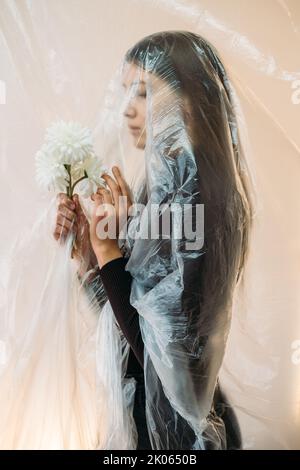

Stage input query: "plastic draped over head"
[
  {"left": 95, "top": 31, "right": 254, "bottom": 449},
  {"left": 0, "top": 28, "right": 254, "bottom": 450}
]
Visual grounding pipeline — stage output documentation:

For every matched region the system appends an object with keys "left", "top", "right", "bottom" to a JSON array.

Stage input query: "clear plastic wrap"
[
  {"left": 91, "top": 30, "right": 255, "bottom": 450},
  {"left": 0, "top": 0, "right": 299, "bottom": 451}
]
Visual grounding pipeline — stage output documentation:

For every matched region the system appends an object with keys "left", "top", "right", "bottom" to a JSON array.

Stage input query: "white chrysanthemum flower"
[
  {"left": 35, "top": 145, "right": 69, "bottom": 192},
  {"left": 71, "top": 157, "right": 106, "bottom": 185},
  {"left": 84, "top": 156, "right": 107, "bottom": 185},
  {"left": 44, "top": 120, "right": 95, "bottom": 164},
  {"left": 75, "top": 157, "right": 107, "bottom": 197},
  {"left": 35, "top": 120, "right": 107, "bottom": 197},
  {"left": 76, "top": 179, "right": 99, "bottom": 198}
]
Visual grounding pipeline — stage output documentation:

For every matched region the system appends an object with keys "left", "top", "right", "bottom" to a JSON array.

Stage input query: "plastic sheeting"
[{"left": 0, "top": 0, "right": 299, "bottom": 450}]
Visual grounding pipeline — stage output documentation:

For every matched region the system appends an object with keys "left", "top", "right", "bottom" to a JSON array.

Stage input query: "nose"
[{"left": 123, "top": 102, "right": 137, "bottom": 119}]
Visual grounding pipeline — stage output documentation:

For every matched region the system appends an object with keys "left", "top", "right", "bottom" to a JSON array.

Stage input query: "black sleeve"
[{"left": 98, "top": 256, "right": 145, "bottom": 371}]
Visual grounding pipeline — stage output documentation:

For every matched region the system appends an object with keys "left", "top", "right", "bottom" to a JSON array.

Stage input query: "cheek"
[{"left": 136, "top": 101, "right": 146, "bottom": 127}]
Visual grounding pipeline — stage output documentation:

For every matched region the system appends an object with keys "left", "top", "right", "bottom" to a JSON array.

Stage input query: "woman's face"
[
  {"left": 122, "top": 62, "right": 147, "bottom": 150},
  {"left": 122, "top": 61, "right": 194, "bottom": 151}
]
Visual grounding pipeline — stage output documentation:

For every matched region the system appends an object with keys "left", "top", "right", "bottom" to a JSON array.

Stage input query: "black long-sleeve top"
[
  {"left": 91, "top": 254, "right": 243, "bottom": 449},
  {"left": 98, "top": 256, "right": 144, "bottom": 376}
]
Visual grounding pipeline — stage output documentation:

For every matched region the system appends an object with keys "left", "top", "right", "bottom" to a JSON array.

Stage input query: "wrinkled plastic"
[
  {"left": 89, "top": 30, "right": 255, "bottom": 450},
  {"left": 0, "top": 0, "right": 299, "bottom": 451}
]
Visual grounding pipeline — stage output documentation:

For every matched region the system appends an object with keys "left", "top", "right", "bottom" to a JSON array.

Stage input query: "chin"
[
  {"left": 134, "top": 136, "right": 146, "bottom": 150},
  {"left": 136, "top": 142, "right": 145, "bottom": 150}
]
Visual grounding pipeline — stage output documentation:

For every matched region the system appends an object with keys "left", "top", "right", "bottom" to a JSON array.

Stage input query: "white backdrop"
[{"left": 0, "top": 0, "right": 299, "bottom": 449}]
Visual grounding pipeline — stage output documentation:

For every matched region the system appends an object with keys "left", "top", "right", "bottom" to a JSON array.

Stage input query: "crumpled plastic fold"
[{"left": 0, "top": 0, "right": 299, "bottom": 450}]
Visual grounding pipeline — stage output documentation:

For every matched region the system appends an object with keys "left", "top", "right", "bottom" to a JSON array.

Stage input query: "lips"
[{"left": 129, "top": 126, "right": 141, "bottom": 135}]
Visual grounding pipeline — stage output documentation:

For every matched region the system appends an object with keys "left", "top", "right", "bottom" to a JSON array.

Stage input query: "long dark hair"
[{"left": 125, "top": 31, "right": 254, "bottom": 320}]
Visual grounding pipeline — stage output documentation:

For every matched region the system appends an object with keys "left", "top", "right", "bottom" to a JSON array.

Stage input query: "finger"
[
  {"left": 57, "top": 204, "right": 76, "bottom": 222},
  {"left": 54, "top": 225, "right": 68, "bottom": 241},
  {"left": 72, "top": 193, "right": 87, "bottom": 222},
  {"left": 101, "top": 174, "right": 121, "bottom": 206},
  {"left": 91, "top": 192, "right": 103, "bottom": 204},
  {"left": 90, "top": 194, "right": 108, "bottom": 235},
  {"left": 91, "top": 194, "right": 107, "bottom": 218},
  {"left": 71, "top": 243, "right": 81, "bottom": 260},
  {"left": 57, "top": 193, "right": 75, "bottom": 210},
  {"left": 92, "top": 194, "right": 111, "bottom": 214},
  {"left": 72, "top": 194, "right": 83, "bottom": 215},
  {"left": 53, "top": 230, "right": 61, "bottom": 241},
  {"left": 54, "top": 221, "right": 77, "bottom": 239},
  {"left": 96, "top": 187, "right": 114, "bottom": 206},
  {"left": 112, "top": 166, "right": 133, "bottom": 204},
  {"left": 56, "top": 214, "right": 76, "bottom": 231},
  {"left": 91, "top": 192, "right": 103, "bottom": 202}
]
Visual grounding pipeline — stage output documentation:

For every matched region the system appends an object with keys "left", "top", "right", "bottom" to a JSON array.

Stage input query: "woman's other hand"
[
  {"left": 53, "top": 193, "right": 97, "bottom": 276},
  {"left": 90, "top": 166, "right": 132, "bottom": 267}
]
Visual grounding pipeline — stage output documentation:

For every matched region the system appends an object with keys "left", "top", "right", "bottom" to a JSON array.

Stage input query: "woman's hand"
[
  {"left": 53, "top": 193, "right": 97, "bottom": 277},
  {"left": 90, "top": 166, "right": 133, "bottom": 268}
]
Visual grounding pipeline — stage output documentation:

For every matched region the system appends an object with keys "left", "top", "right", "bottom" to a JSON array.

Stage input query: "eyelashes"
[{"left": 123, "top": 87, "right": 147, "bottom": 99}]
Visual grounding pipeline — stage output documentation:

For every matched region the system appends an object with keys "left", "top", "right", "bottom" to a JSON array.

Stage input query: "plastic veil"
[
  {"left": 0, "top": 29, "right": 253, "bottom": 450},
  {"left": 92, "top": 31, "right": 254, "bottom": 450},
  {"left": 1, "top": 5, "right": 299, "bottom": 448}
]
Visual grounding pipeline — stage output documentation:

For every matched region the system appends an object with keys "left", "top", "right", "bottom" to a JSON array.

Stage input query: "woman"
[{"left": 55, "top": 31, "right": 253, "bottom": 449}]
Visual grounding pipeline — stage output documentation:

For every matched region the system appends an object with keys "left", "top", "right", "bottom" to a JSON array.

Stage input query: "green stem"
[
  {"left": 71, "top": 171, "right": 88, "bottom": 196},
  {"left": 64, "top": 164, "right": 72, "bottom": 198},
  {"left": 63, "top": 163, "right": 77, "bottom": 254},
  {"left": 64, "top": 165, "right": 89, "bottom": 198}
]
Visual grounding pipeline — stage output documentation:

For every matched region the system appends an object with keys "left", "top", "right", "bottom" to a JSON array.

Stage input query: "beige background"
[{"left": 0, "top": 0, "right": 299, "bottom": 449}]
